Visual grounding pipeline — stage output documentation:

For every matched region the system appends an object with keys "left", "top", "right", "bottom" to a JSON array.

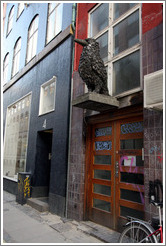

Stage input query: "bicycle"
[{"left": 119, "top": 180, "right": 163, "bottom": 243}]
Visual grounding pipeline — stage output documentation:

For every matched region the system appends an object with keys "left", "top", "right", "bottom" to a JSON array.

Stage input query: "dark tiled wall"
[
  {"left": 66, "top": 71, "right": 86, "bottom": 220},
  {"left": 144, "top": 109, "right": 163, "bottom": 220},
  {"left": 143, "top": 23, "right": 163, "bottom": 220}
]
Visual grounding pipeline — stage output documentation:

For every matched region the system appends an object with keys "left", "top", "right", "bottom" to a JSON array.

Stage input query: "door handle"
[
  {"left": 115, "top": 161, "right": 119, "bottom": 177},
  {"left": 142, "top": 148, "right": 144, "bottom": 161}
]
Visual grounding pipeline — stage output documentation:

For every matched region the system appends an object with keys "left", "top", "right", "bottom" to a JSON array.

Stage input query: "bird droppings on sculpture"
[{"left": 74, "top": 38, "right": 109, "bottom": 96}]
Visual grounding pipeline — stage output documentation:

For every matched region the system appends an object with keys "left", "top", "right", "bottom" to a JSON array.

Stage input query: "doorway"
[
  {"left": 34, "top": 129, "right": 53, "bottom": 197},
  {"left": 85, "top": 116, "right": 144, "bottom": 231}
]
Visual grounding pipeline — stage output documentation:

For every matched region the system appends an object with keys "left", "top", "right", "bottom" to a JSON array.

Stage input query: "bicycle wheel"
[{"left": 119, "top": 224, "right": 158, "bottom": 243}]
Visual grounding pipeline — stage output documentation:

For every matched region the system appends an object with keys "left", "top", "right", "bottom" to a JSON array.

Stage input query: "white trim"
[
  {"left": 3, "top": 93, "right": 32, "bottom": 179},
  {"left": 88, "top": 3, "right": 142, "bottom": 96},
  {"left": 46, "top": 3, "right": 63, "bottom": 44},
  {"left": 38, "top": 76, "right": 56, "bottom": 116},
  {"left": 112, "top": 3, "right": 140, "bottom": 27},
  {"left": 112, "top": 44, "right": 141, "bottom": 63},
  {"left": 6, "top": 92, "right": 32, "bottom": 109},
  {"left": 17, "top": 2, "right": 24, "bottom": 19},
  {"left": 3, "top": 176, "right": 18, "bottom": 182}
]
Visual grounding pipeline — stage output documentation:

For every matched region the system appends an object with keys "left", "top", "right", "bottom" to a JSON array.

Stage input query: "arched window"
[
  {"left": 17, "top": 3, "right": 24, "bottom": 18},
  {"left": 46, "top": 3, "right": 63, "bottom": 44},
  {"left": 3, "top": 53, "right": 9, "bottom": 85},
  {"left": 7, "top": 6, "right": 14, "bottom": 35},
  {"left": 26, "top": 15, "right": 39, "bottom": 63},
  {"left": 12, "top": 38, "right": 21, "bottom": 77}
]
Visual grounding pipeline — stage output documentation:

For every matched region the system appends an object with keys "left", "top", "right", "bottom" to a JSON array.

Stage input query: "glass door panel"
[
  {"left": 117, "top": 118, "right": 144, "bottom": 225},
  {"left": 87, "top": 116, "right": 144, "bottom": 230},
  {"left": 89, "top": 122, "right": 113, "bottom": 227}
]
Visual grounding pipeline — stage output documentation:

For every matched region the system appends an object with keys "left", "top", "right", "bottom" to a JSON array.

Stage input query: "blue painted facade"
[
  {"left": 3, "top": 3, "right": 74, "bottom": 216},
  {"left": 3, "top": 3, "right": 73, "bottom": 82}
]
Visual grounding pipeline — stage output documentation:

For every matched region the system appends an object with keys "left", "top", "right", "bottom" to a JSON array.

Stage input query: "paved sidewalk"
[{"left": 3, "top": 191, "right": 120, "bottom": 244}]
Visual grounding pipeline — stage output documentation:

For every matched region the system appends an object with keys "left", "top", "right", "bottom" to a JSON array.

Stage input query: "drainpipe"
[
  {"left": 65, "top": 3, "right": 77, "bottom": 218},
  {"left": 71, "top": 3, "right": 77, "bottom": 74}
]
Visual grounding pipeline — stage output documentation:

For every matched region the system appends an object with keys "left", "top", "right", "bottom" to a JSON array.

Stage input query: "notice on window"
[{"left": 124, "top": 156, "right": 136, "bottom": 167}]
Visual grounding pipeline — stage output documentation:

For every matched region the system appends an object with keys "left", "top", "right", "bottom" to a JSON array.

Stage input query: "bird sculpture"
[{"left": 74, "top": 38, "right": 109, "bottom": 95}]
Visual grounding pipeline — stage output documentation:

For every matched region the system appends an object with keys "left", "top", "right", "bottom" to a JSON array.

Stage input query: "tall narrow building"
[{"left": 3, "top": 3, "right": 74, "bottom": 216}]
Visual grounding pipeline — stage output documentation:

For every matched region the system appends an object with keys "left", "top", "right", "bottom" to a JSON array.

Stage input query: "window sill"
[
  {"left": 3, "top": 176, "right": 18, "bottom": 182},
  {"left": 38, "top": 109, "right": 55, "bottom": 116},
  {"left": 114, "top": 87, "right": 142, "bottom": 99}
]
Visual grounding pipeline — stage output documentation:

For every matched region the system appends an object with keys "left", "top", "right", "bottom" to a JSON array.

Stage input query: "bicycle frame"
[
  {"left": 119, "top": 182, "right": 163, "bottom": 244},
  {"left": 148, "top": 226, "right": 163, "bottom": 243},
  {"left": 127, "top": 205, "right": 163, "bottom": 243}
]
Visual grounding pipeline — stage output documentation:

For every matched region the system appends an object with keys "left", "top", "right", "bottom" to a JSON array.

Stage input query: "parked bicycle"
[{"left": 119, "top": 179, "right": 163, "bottom": 243}]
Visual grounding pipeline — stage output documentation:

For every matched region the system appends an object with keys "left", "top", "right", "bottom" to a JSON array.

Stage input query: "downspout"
[
  {"left": 65, "top": 3, "right": 77, "bottom": 218},
  {"left": 71, "top": 3, "right": 77, "bottom": 74}
]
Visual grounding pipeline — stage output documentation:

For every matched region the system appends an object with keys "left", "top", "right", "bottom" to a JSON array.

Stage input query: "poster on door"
[{"left": 124, "top": 156, "right": 136, "bottom": 166}]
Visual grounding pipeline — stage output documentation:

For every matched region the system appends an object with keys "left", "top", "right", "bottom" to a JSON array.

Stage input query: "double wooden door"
[{"left": 86, "top": 116, "right": 144, "bottom": 231}]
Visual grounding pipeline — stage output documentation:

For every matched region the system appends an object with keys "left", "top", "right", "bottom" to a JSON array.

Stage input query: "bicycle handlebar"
[
  {"left": 150, "top": 199, "right": 163, "bottom": 208},
  {"left": 149, "top": 180, "right": 163, "bottom": 208}
]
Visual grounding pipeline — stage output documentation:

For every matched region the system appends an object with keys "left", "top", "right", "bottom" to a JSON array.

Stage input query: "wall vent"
[{"left": 144, "top": 69, "right": 163, "bottom": 110}]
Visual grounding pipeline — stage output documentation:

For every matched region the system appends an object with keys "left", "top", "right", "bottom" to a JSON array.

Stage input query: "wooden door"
[{"left": 86, "top": 116, "right": 144, "bottom": 231}]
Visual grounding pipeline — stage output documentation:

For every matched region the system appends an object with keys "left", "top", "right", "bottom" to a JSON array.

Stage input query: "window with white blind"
[
  {"left": 46, "top": 3, "right": 63, "bottom": 44},
  {"left": 26, "top": 15, "right": 39, "bottom": 63},
  {"left": 7, "top": 6, "right": 14, "bottom": 35},
  {"left": 3, "top": 53, "right": 9, "bottom": 85},
  {"left": 12, "top": 37, "right": 21, "bottom": 77},
  {"left": 89, "top": 3, "right": 141, "bottom": 97},
  {"left": 3, "top": 94, "right": 31, "bottom": 180},
  {"left": 39, "top": 77, "right": 56, "bottom": 115},
  {"left": 17, "top": 3, "right": 24, "bottom": 18}
]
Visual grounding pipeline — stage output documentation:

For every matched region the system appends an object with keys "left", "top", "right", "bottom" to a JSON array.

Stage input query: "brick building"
[{"left": 66, "top": 3, "right": 163, "bottom": 231}]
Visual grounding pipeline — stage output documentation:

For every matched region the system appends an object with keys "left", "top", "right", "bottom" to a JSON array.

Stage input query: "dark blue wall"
[
  {"left": 3, "top": 3, "right": 74, "bottom": 215},
  {"left": 3, "top": 36, "right": 73, "bottom": 195}
]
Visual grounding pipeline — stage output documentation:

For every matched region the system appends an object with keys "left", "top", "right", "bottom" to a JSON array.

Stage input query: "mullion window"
[
  {"left": 96, "top": 31, "right": 108, "bottom": 63},
  {"left": 113, "top": 3, "right": 137, "bottom": 20},
  {"left": 89, "top": 3, "right": 109, "bottom": 37},
  {"left": 113, "top": 50, "right": 140, "bottom": 95},
  {"left": 89, "top": 3, "right": 141, "bottom": 96},
  {"left": 113, "top": 10, "right": 139, "bottom": 56}
]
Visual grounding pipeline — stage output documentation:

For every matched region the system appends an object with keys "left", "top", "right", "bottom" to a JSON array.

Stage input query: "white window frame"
[
  {"left": 17, "top": 3, "right": 24, "bottom": 19},
  {"left": 12, "top": 37, "right": 21, "bottom": 77},
  {"left": 39, "top": 76, "right": 56, "bottom": 116},
  {"left": 3, "top": 92, "right": 32, "bottom": 181},
  {"left": 46, "top": 3, "right": 63, "bottom": 44},
  {"left": 3, "top": 53, "right": 9, "bottom": 85},
  {"left": 7, "top": 5, "right": 14, "bottom": 35},
  {"left": 88, "top": 3, "right": 142, "bottom": 98},
  {"left": 26, "top": 15, "right": 39, "bottom": 64}
]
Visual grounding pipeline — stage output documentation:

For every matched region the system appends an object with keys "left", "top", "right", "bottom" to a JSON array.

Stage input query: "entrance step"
[
  {"left": 27, "top": 197, "right": 49, "bottom": 212},
  {"left": 77, "top": 221, "right": 120, "bottom": 243}
]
